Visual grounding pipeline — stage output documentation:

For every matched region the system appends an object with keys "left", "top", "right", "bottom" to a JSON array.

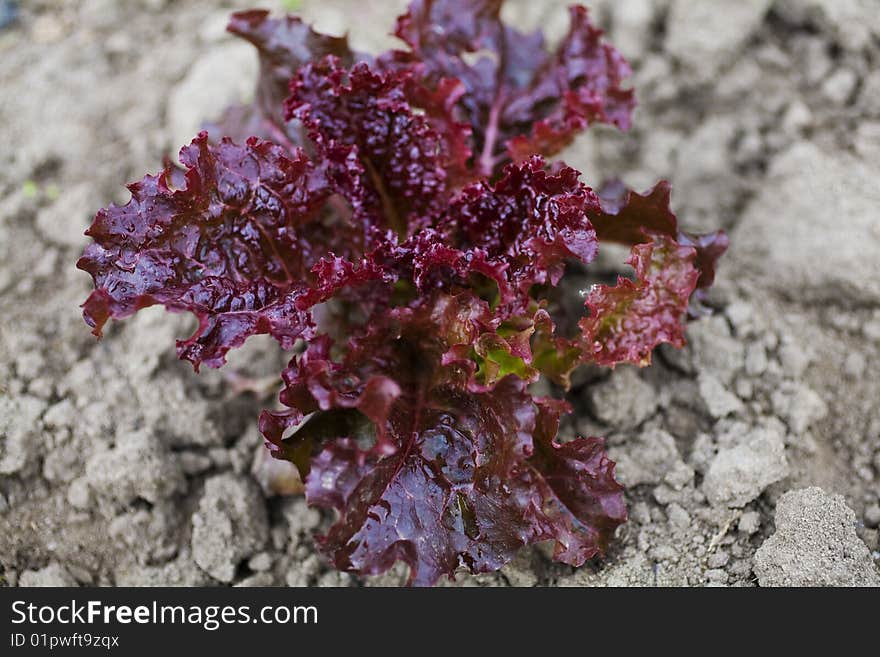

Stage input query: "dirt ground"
[{"left": 1, "top": 0, "right": 879, "bottom": 587}]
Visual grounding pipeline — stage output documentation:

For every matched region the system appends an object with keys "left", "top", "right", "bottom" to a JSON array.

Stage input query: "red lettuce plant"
[{"left": 78, "top": 1, "right": 727, "bottom": 586}]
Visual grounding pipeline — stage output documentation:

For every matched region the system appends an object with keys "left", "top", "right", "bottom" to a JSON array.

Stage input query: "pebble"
[
  {"left": 631, "top": 502, "right": 652, "bottom": 525},
  {"left": 865, "top": 504, "right": 880, "bottom": 529},
  {"left": 781, "top": 100, "right": 812, "bottom": 134},
  {"left": 650, "top": 545, "right": 678, "bottom": 562},
  {"left": 178, "top": 451, "right": 213, "bottom": 476},
  {"left": 667, "top": 503, "right": 691, "bottom": 530},
  {"left": 698, "top": 373, "right": 745, "bottom": 419},
  {"left": 864, "top": 314, "right": 880, "bottom": 342},
  {"left": 247, "top": 552, "right": 273, "bottom": 573},
  {"left": 191, "top": 474, "right": 269, "bottom": 583},
  {"left": 821, "top": 68, "right": 858, "bottom": 105},
  {"left": 843, "top": 352, "right": 866, "bottom": 379},
  {"left": 704, "top": 568, "right": 729, "bottom": 585},
  {"left": 702, "top": 424, "right": 789, "bottom": 508},
  {"left": 67, "top": 477, "right": 92, "bottom": 510},
  {"left": 771, "top": 382, "right": 827, "bottom": 434},
  {"left": 707, "top": 549, "right": 730, "bottom": 569},
  {"left": 20, "top": 563, "right": 78, "bottom": 587},
  {"left": 744, "top": 343, "right": 768, "bottom": 376},
  {"left": 586, "top": 367, "right": 657, "bottom": 430},
  {"left": 738, "top": 510, "right": 762, "bottom": 535}
]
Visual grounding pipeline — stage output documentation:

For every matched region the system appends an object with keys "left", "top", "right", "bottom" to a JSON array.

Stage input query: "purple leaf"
[{"left": 385, "top": 1, "right": 634, "bottom": 175}]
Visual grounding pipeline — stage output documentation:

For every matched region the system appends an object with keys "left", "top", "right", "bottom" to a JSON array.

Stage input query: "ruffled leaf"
[
  {"left": 386, "top": 1, "right": 634, "bottom": 175},
  {"left": 521, "top": 398, "right": 627, "bottom": 565},
  {"left": 580, "top": 234, "right": 700, "bottom": 367},
  {"left": 285, "top": 58, "right": 472, "bottom": 236},
  {"left": 530, "top": 311, "right": 583, "bottom": 388},
  {"left": 265, "top": 308, "right": 623, "bottom": 585},
  {"left": 440, "top": 157, "right": 600, "bottom": 312},
  {"left": 306, "top": 375, "right": 539, "bottom": 586},
  {"left": 77, "top": 132, "right": 366, "bottom": 369},
  {"left": 224, "top": 10, "right": 359, "bottom": 144},
  {"left": 577, "top": 180, "right": 729, "bottom": 364},
  {"left": 592, "top": 179, "right": 729, "bottom": 290}
]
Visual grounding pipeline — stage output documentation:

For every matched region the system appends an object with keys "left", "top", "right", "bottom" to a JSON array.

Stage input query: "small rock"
[
  {"left": 734, "top": 378, "right": 754, "bottom": 400},
  {"left": 738, "top": 510, "right": 762, "bottom": 535},
  {"left": 725, "top": 301, "right": 753, "bottom": 332},
  {"left": 235, "top": 572, "right": 276, "bottom": 587},
  {"left": 115, "top": 553, "right": 210, "bottom": 586},
  {"left": 707, "top": 549, "right": 730, "bottom": 569},
  {"left": 821, "top": 68, "right": 857, "bottom": 105},
  {"left": 608, "top": 428, "right": 687, "bottom": 487},
  {"left": 864, "top": 311, "right": 880, "bottom": 342},
  {"left": 67, "top": 477, "right": 92, "bottom": 510},
  {"left": 667, "top": 503, "right": 691, "bottom": 530},
  {"left": 192, "top": 474, "right": 269, "bottom": 583},
  {"left": 631, "top": 502, "right": 652, "bottom": 525},
  {"left": 209, "top": 448, "right": 232, "bottom": 468},
  {"left": 689, "top": 433, "right": 716, "bottom": 475},
  {"left": 698, "top": 373, "right": 745, "bottom": 419},
  {"left": 865, "top": 504, "right": 880, "bottom": 529},
  {"left": 248, "top": 552, "right": 273, "bottom": 573},
  {"left": 109, "top": 504, "right": 181, "bottom": 564},
  {"left": 650, "top": 544, "right": 678, "bottom": 562},
  {"left": 586, "top": 367, "right": 656, "bottom": 430},
  {"left": 664, "top": 459, "right": 695, "bottom": 491},
  {"left": 43, "top": 399, "right": 77, "bottom": 429},
  {"left": 684, "top": 316, "right": 745, "bottom": 384},
  {"left": 703, "top": 424, "right": 789, "bottom": 507},
  {"left": 286, "top": 554, "right": 321, "bottom": 587},
  {"left": 704, "top": 568, "right": 729, "bottom": 585},
  {"left": 20, "top": 563, "right": 78, "bottom": 587},
  {"left": 781, "top": 100, "right": 812, "bottom": 135},
  {"left": 66, "top": 565, "right": 94, "bottom": 585},
  {"left": 178, "top": 451, "right": 212, "bottom": 476},
  {"left": 653, "top": 484, "right": 684, "bottom": 506},
  {"left": 0, "top": 395, "right": 46, "bottom": 475},
  {"left": 85, "top": 429, "right": 185, "bottom": 505},
  {"left": 777, "top": 339, "right": 812, "bottom": 378},
  {"left": 754, "top": 487, "right": 880, "bottom": 586},
  {"left": 744, "top": 343, "right": 768, "bottom": 376},
  {"left": 853, "top": 121, "right": 880, "bottom": 161},
  {"left": 843, "top": 352, "right": 866, "bottom": 380},
  {"left": 27, "top": 377, "right": 53, "bottom": 399},
  {"left": 771, "top": 382, "right": 827, "bottom": 434}
]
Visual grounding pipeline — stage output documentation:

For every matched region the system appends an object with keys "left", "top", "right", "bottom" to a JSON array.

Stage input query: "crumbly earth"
[{"left": 1, "top": 0, "right": 878, "bottom": 587}]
